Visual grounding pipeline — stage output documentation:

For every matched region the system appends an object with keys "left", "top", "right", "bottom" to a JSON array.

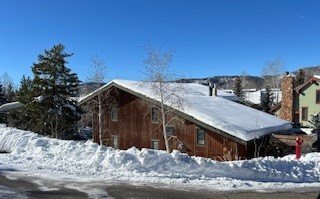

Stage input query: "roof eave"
[{"left": 295, "top": 76, "right": 320, "bottom": 93}]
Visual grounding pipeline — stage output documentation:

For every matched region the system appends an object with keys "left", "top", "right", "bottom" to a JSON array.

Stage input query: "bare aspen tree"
[
  {"left": 144, "top": 46, "right": 184, "bottom": 153},
  {"left": 261, "top": 57, "right": 285, "bottom": 103},
  {"left": 0, "top": 73, "right": 16, "bottom": 102},
  {"left": 262, "top": 57, "right": 285, "bottom": 88},
  {"left": 240, "top": 71, "right": 247, "bottom": 89},
  {"left": 86, "top": 54, "right": 107, "bottom": 145}
]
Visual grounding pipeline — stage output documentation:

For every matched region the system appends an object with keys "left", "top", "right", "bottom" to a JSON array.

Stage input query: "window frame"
[
  {"left": 196, "top": 128, "right": 205, "bottom": 146},
  {"left": 301, "top": 107, "right": 308, "bottom": 121},
  {"left": 110, "top": 104, "right": 118, "bottom": 121},
  {"left": 165, "top": 125, "right": 175, "bottom": 137},
  {"left": 151, "top": 107, "right": 160, "bottom": 123},
  {"left": 316, "top": 90, "right": 320, "bottom": 104},
  {"left": 151, "top": 139, "right": 159, "bottom": 150},
  {"left": 111, "top": 135, "right": 119, "bottom": 149}
]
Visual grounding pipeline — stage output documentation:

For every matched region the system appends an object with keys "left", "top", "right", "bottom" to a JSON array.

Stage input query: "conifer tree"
[
  {"left": 261, "top": 85, "right": 274, "bottom": 113},
  {"left": 233, "top": 76, "right": 244, "bottom": 101},
  {"left": 11, "top": 75, "right": 34, "bottom": 129},
  {"left": 0, "top": 84, "right": 7, "bottom": 123},
  {"left": 31, "top": 44, "right": 82, "bottom": 137},
  {"left": 0, "top": 84, "right": 6, "bottom": 105},
  {"left": 295, "top": 69, "right": 305, "bottom": 86},
  {"left": 0, "top": 73, "right": 16, "bottom": 102}
]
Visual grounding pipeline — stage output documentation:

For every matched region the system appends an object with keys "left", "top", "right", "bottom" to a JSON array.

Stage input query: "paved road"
[
  {"left": 107, "top": 184, "right": 320, "bottom": 199},
  {"left": 0, "top": 173, "right": 319, "bottom": 199}
]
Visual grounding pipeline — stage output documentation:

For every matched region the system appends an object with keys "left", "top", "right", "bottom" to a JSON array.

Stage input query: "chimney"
[
  {"left": 208, "top": 79, "right": 214, "bottom": 96},
  {"left": 213, "top": 83, "right": 218, "bottom": 96},
  {"left": 280, "top": 73, "right": 294, "bottom": 122}
]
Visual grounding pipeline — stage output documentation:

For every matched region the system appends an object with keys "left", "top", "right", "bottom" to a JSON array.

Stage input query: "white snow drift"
[{"left": 0, "top": 126, "right": 319, "bottom": 191}]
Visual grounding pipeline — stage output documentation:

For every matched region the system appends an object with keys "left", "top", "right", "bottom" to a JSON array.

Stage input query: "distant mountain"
[
  {"left": 293, "top": 66, "right": 320, "bottom": 79},
  {"left": 176, "top": 76, "right": 265, "bottom": 89},
  {"left": 78, "top": 82, "right": 105, "bottom": 97},
  {"left": 77, "top": 66, "right": 320, "bottom": 94},
  {"left": 177, "top": 66, "right": 320, "bottom": 89}
]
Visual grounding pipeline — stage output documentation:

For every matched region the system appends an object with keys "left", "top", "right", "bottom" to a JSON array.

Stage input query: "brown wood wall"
[{"left": 90, "top": 88, "right": 248, "bottom": 160}]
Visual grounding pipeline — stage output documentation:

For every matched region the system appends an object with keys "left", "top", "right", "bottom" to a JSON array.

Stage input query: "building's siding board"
[
  {"left": 90, "top": 87, "right": 248, "bottom": 160},
  {"left": 299, "top": 82, "right": 320, "bottom": 126}
]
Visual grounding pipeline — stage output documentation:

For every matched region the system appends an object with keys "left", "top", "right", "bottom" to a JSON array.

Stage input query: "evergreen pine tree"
[
  {"left": 233, "top": 76, "right": 244, "bottom": 101},
  {"left": 0, "top": 73, "right": 16, "bottom": 103},
  {"left": 295, "top": 69, "right": 305, "bottom": 86},
  {"left": 0, "top": 84, "right": 6, "bottom": 105},
  {"left": 11, "top": 75, "right": 34, "bottom": 130},
  {"left": 261, "top": 85, "right": 274, "bottom": 113},
  {"left": 0, "top": 84, "right": 7, "bottom": 123},
  {"left": 31, "top": 44, "right": 82, "bottom": 137}
]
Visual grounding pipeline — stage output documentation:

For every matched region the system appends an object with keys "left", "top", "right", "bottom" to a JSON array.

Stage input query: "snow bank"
[{"left": 0, "top": 127, "right": 319, "bottom": 190}]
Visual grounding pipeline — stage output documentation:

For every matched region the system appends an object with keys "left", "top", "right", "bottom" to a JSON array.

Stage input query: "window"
[
  {"left": 301, "top": 107, "right": 308, "bottom": 121},
  {"left": 165, "top": 125, "right": 175, "bottom": 137},
  {"left": 151, "top": 107, "right": 159, "bottom": 123},
  {"left": 111, "top": 135, "right": 119, "bottom": 149},
  {"left": 111, "top": 105, "right": 118, "bottom": 121},
  {"left": 151, "top": 139, "right": 159, "bottom": 150},
  {"left": 196, "top": 129, "right": 205, "bottom": 146},
  {"left": 316, "top": 90, "right": 320, "bottom": 104}
]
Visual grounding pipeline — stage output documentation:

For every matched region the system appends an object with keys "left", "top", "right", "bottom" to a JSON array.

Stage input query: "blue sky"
[{"left": 1, "top": 0, "right": 320, "bottom": 86}]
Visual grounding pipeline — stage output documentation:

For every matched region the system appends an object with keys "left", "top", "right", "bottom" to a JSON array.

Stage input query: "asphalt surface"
[{"left": 0, "top": 173, "right": 319, "bottom": 199}]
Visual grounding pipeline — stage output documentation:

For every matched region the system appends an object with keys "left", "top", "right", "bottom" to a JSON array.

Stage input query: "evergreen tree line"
[
  {"left": 0, "top": 73, "right": 17, "bottom": 123},
  {"left": 2, "top": 44, "right": 82, "bottom": 138}
]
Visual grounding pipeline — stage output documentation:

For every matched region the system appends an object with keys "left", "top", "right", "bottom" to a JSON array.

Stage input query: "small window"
[
  {"left": 111, "top": 135, "right": 119, "bottom": 149},
  {"left": 111, "top": 105, "right": 118, "bottom": 121},
  {"left": 301, "top": 107, "right": 308, "bottom": 121},
  {"left": 151, "top": 107, "right": 159, "bottom": 123},
  {"left": 151, "top": 139, "right": 159, "bottom": 150},
  {"left": 165, "top": 125, "right": 175, "bottom": 137},
  {"left": 196, "top": 129, "right": 205, "bottom": 146},
  {"left": 316, "top": 90, "right": 320, "bottom": 104}
]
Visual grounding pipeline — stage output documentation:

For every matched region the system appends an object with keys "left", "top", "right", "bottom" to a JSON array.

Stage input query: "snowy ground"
[{"left": 0, "top": 126, "right": 319, "bottom": 196}]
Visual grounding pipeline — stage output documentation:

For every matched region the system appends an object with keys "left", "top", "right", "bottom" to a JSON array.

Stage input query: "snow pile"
[
  {"left": 0, "top": 127, "right": 319, "bottom": 190},
  {"left": 0, "top": 102, "right": 24, "bottom": 112}
]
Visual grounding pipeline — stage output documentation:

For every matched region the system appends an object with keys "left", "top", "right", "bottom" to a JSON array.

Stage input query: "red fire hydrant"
[{"left": 295, "top": 137, "right": 303, "bottom": 160}]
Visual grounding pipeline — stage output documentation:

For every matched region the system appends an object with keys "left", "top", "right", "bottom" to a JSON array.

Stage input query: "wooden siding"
[{"left": 90, "top": 88, "right": 248, "bottom": 160}]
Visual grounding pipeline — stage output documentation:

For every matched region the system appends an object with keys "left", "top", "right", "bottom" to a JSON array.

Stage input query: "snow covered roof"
[
  {"left": 79, "top": 79, "right": 292, "bottom": 142},
  {"left": 244, "top": 89, "right": 282, "bottom": 105},
  {"left": 0, "top": 102, "right": 24, "bottom": 113}
]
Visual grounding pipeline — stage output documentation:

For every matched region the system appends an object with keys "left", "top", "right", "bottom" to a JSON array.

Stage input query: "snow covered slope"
[{"left": 0, "top": 127, "right": 319, "bottom": 191}]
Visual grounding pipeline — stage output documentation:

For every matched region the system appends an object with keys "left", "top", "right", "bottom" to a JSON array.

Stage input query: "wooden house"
[
  {"left": 273, "top": 74, "right": 320, "bottom": 127},
  {"left": 79, "top": 80, "right": 292, "bottom": 160}
]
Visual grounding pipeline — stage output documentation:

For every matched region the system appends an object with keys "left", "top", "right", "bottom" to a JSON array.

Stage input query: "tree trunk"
[
  {"left": 159, "top": 80, "right": 170, "bottom": 153},
  {"left": 55, "top": 113, "right": 59, "bottom": 138},
  {"left": 98, "top": 91, "right": 103, "bottom": 145}
]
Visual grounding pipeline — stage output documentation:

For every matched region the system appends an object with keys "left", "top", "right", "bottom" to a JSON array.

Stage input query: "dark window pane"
[
  {"left": 151, "top": 107, "right": 159, "bottom": 123},
  {"left": 302, "top": 107, "right": 308, "bottom": 121},
  {"left": 166, "top": 126, "right": 175, "bottom": 137},
  {"left": 112, "top": 136, "right": 118, "bottom": 149},
  {"left": 197, "top": 129, "right": 205, "bottom": 145},
  {"left": 111, "top": 105, "right": 118, "bottom": 121},
  {"left": 151, "top": 140, "right": 159, "bottom": 150},
  {"left": 317, "top": 90, "right": 320, "bottom": 103}
]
